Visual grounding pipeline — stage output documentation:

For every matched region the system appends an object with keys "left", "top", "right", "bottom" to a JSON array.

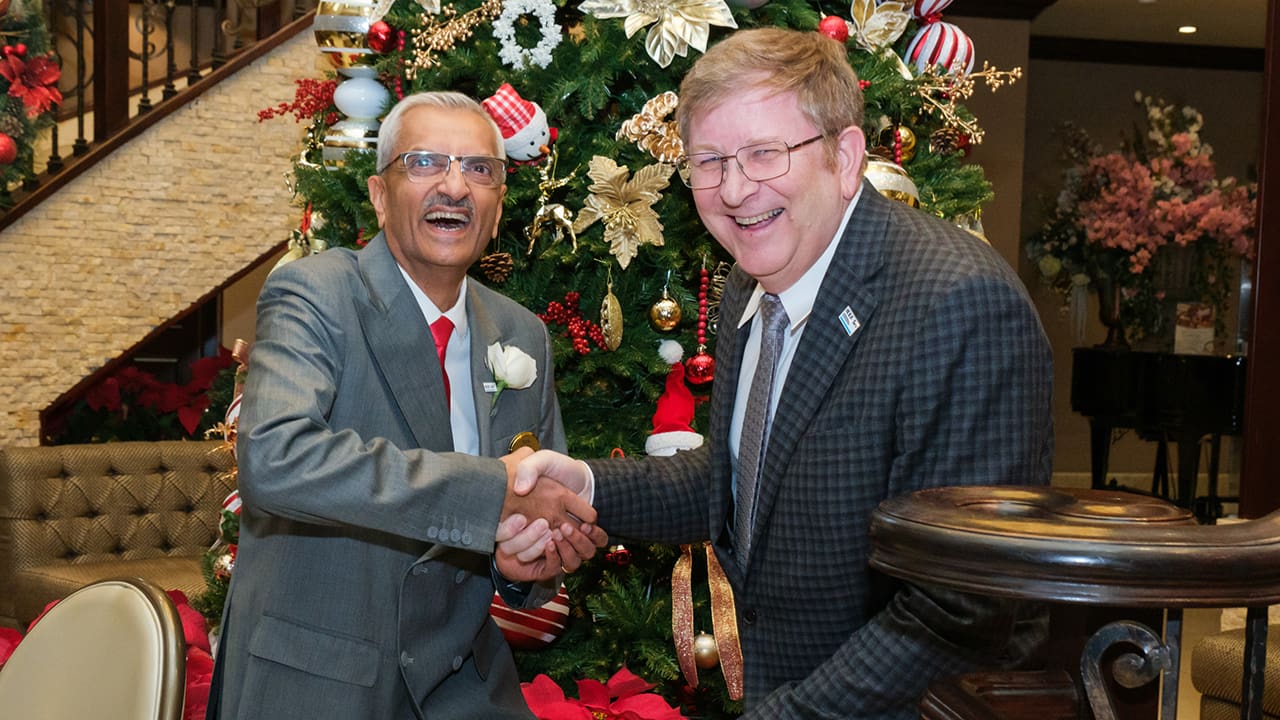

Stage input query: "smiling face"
[
  {"left": 368, "top": 104, "right": 506, "bottom": 309},
  {"left": 686, "top": 86, "right": 865, "bottom": 294}
]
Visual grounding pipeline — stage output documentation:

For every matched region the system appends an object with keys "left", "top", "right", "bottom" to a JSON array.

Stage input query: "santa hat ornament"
[
  {"left": 482, "top": 83, "right": 552, "bottom": 163},
  {"left": 645, "top": 340, "right": 705, "bottom": 457}
]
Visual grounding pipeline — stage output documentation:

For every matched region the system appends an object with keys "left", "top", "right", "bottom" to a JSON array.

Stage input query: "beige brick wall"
[{"left": 0, "top": 31, "right": 323, "bottom": 446}]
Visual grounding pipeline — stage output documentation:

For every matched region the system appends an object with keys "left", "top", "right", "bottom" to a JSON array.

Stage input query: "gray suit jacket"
[
  {"left": 590, "top": 183, "right": 1054, "bottom": 719},
  {"left": 210, "top": 233, "right": 565, "bottom": 720}
]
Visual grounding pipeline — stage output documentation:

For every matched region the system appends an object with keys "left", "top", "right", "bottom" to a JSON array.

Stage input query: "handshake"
[{"left": 496, "top": 448, "right": 606, "bottom": 582}]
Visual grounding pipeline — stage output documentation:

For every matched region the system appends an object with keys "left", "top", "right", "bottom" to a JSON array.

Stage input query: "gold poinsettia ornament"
[
  {"left": 617, "top": 91, "right": 684, "bottom": 163},
  {"left": 572, "top": 156, "right": 674, "bottom": 270},
  {"left": 848, "top": 0, "right": 910, "bottom": 53},
  {"left": 579, "top": 0, "right": 736, "bottom": 68}
]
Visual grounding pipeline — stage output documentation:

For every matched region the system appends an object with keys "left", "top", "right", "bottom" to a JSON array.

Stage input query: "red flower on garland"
[
  {"left": 522, "top": 668, "right": 686, "bottom": 720},
  {"left": 0, "top": 53, "right": 62, "bottom": 118}
]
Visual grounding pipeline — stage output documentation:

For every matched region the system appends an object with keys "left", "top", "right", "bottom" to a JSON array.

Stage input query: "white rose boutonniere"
[{"left": 486, "top": 342, "right": 537, "bottom": 409}]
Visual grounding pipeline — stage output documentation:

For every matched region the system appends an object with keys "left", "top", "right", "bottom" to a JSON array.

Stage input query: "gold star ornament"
[
  {"left": 579, "top": 0, "right": 737, "bottom": 68},
  {"left": 572, "top": 156, "right": 674, "bottom": 269}
]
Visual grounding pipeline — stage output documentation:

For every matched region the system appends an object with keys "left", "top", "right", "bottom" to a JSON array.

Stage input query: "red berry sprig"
[{"left": 538, "top": 292, "right": 609, "bottom": 355}]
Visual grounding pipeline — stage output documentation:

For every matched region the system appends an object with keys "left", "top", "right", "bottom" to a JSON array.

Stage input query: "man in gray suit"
[
  {"left": 509, "top": 28, "right": 1054, "bottom": 719},
  {"left": 208, "top": 91, "right": 604, "bottom": 720}
]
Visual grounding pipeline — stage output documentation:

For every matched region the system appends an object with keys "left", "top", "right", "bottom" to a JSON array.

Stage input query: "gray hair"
[{"left": 375, "top": 91, "right": 506, "bottom": 172}]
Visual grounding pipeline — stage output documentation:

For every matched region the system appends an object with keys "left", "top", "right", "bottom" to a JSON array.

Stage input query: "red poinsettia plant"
[
  {"left": 51, "top": 349, "right": 236, "bottom": 444},
  {"left": 523, "top": 667, "right": 687, "bottom": 720},
  {"left": 0, "top": 47, "right": 60, "bottom": 118}
]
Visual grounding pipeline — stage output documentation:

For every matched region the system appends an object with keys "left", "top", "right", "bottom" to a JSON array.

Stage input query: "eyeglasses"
[
  {"left": 677, "top": 135, "right": 825, "bottom": 190},
  {"left": 379, "top": 151, "right": 507, "bottom": 187}
]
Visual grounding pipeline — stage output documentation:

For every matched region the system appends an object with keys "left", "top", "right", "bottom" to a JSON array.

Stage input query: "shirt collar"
[
  {"left": 398, "top": 266, "right": 470, "bottom": 339},
  {"left": 737, "top": 183, "right": 864, "bottom": 330}
]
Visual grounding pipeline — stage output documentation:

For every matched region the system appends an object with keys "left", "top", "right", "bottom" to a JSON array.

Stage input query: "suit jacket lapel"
[
  {"left": 708, "top": 266, "right": 753, "bottom": 585},
  {"left": 466, "top": 282, "right": 502, "bottom": 457},
  {"left": 746, "top": 182, "right": 890, "bottom": 572},
  {"left": 354, "top": 233, "right": 453, "bottom": 451}
]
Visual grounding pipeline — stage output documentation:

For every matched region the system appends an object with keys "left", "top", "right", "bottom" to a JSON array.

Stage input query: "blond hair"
[{"left": 676, "top": 28, "right": 864, "bottom": 163}]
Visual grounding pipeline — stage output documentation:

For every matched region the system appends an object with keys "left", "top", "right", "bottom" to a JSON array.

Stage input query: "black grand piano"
[{"left": 1071, "top": 347, "right": 1248, "bottom": 522}]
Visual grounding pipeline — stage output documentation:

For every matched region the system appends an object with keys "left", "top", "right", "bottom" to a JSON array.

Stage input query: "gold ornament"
[
  {"left": 864, "top": 158, "right": 919, "bottom": 207},
  {"left": 578, "top": 0, "right": 737, "bottom": 68},
  {"left": 601, "top": 279, "right": 623, "bottom": 351},
  {"left": 848, "top": 0, "right": 910, "bottom": 52},
  {"left": 911, "top": 61, "right": 1022, "bottom": 145},
  {"left": 650, "top": 292, "right": 681, "bottom": 331},
  {"left": 876, "top": 125, "right": 916, "bottom": 163},
  {"left": 572, "top": 156, "right": 674, "bottom": 270},
  {"left": 617, "top": 91, "right": 684, "bottom": 163},
  {"left": 480, "top": 251, "right": 514, "bottom": 283},
  {"left": 526, "top": 146, "right": 579, "bottom": 255},
  {"left": 693, "top": 632, "right": 720, "bottom": 669},
  {"left": 406, "top": 0, "right": 502, "bottom": 77}
]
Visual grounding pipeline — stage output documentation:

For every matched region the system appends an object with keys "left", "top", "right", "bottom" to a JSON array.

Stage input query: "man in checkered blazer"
[{"left": 511, "top": 27, "right": 1053, "bottom": 718}]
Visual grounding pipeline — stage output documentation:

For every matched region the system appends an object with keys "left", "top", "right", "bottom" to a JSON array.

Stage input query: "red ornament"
[
  {"left": 605, "top": 544, "right": 632, "bottom": 566},
  {"left": 489, "top": 585, "right": 571, "bottom": 651},
  {"left": 817, "top": 16, "right": 849, "bottom": 43},
  {"left": 366, "top": 20, "right": 394, "bottom": 54},
  {"left": 0, "top": 133, "right": 16, "bottom": 165},
  {"left": 685, "top": 265, "right": 715, "bottom": 384}
]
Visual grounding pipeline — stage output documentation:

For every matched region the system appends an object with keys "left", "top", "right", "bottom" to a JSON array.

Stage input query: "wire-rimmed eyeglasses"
[
  {"left": 676, "top": 135, "right": 825, "bottom": 190},
  {"left": 379, "top": 151, "right": 507, "bottom": 187}
]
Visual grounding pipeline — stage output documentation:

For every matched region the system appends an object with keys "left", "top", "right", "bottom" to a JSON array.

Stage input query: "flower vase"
[{"left": 1095, "top": 275, "right": 1129, "bottom": 349}]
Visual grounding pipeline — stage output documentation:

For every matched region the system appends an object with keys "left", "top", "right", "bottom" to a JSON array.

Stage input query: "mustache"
[{"left": 422, "top": 193, "right": 474, "bottom": 213}]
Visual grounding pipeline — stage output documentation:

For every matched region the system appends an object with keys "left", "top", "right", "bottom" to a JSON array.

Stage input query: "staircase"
[{"left": 0, "top": 7, "right": 325, "bottom": 445}]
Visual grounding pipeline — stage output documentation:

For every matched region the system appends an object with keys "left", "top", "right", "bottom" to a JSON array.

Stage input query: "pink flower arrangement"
[{"left": 1026, "top": 93, "right": 1257, "bottom": 343}]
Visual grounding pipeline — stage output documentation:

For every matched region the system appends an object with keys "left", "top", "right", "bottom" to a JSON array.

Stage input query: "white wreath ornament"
[{"left": 493, "top": 0, "right": 563, "bottom": 69}]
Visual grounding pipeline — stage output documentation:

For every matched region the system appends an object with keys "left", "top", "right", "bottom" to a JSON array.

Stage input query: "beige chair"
[{"left": 0, "top": 576, "right": 186, "bottom": 720}]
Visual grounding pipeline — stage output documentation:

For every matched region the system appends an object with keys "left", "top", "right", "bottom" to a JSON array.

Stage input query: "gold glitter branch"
[
  {"left": 407, "top": 0, "right": 504, "bottom": 77},
  {"left": 913, "top": 61, "right": 1022, "bottom": 145}
]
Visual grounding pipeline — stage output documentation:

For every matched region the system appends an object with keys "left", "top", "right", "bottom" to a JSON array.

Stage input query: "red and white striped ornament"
[
  {"left": 904, "top": 21, "right": 974, "bottom": 75},
  {"left": 911, "top": 0, "right": 954, "bottom": 21},
  {"left": 489, "top": 585, "right": 571, "bottom": 650},
  {"left": 222, "top": 489, "right": 242, "bottom": 516}
]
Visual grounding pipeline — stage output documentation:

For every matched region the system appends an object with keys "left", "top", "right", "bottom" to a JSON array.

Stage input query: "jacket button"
[
  {"left": 461, "top": 531, "right": 473, "bottom": 546},
  {"left": 400, "top": 651, "right": 414, "bottom": 667},
  {"left": 455, "top": 570, "right": 467, "bottom": 585},
  {"left": 412, "top": 564, "right": 428, "bottom": 576},
  {"left": 742, "top": 609, "right": 758, "bottom": 625},
  {"left": 452, "top": 655, "right": 463, "bottom": 671},
  {"left": 427, "top": 526, "right": 439, "bottom": 539},
  {"left": 449, "top": 528, "right": 462, "bottom": 542}
]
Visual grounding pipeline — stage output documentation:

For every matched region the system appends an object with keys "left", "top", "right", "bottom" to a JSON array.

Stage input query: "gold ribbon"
[{"left": 672, "top": 542, "right": 743, "bottom": 700}]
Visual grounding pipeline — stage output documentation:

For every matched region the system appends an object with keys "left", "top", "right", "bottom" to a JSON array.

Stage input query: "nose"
[
  {"left": 716, "top": 158, "right": 756, "bottom": 206},
  {"left": 438, "top": 158, "right": 471, "bottom": 195}
]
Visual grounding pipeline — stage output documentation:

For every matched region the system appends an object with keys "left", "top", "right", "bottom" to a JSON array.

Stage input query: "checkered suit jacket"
[{"left": 590, "top": 182, "right": 1054, "bottom": 719}]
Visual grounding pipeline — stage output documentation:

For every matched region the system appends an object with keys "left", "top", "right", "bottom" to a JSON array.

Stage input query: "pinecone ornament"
[
  {"left": 929, "top": 127, "right": 963, "bottom": 156},
  {"left": 480, "top": 252, "right": 514, "bottom": 283}
]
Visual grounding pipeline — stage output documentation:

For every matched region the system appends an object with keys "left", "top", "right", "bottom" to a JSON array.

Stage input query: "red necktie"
[{"left": 429, "top": 316, "right": 454, "bottom": 408}]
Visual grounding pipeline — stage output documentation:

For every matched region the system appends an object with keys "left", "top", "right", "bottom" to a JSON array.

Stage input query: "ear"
[
  {"left": 835, "top": 125, "right": 867, "bottom": 200},
  {"left": 492, "top": 184, "right": 507, "bottom": 239},
  {"left": 368, "top": 174, "right": 387, "bottom": 228}
]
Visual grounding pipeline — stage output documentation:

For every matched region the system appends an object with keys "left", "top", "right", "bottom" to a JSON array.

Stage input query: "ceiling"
[{"left": 1029, "top": 0, "right": 1269, "bottom": 49}]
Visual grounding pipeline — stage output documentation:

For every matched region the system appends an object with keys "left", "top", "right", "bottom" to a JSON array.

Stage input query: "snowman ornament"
[{"left": 482, "top": 83, "right": 554, "bottom": 164}]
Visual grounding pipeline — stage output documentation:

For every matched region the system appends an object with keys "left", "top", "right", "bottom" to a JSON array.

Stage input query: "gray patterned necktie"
[{"left": 734, "top": 292, "right": 789, "bottom": 566}]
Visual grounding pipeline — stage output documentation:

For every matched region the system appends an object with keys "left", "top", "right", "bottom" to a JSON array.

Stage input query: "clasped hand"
[{"left": 495, "top": 448, "right": 605, "bottom": 582}]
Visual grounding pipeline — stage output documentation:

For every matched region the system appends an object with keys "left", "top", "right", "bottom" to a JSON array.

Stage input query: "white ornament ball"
[{"left": 904, "top": 21, "right": 974, "bottom": 75}]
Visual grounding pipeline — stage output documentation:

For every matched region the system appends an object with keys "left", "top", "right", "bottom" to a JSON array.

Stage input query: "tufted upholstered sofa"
[
  {"left": 1192, "top": 623, "right": 1280, "bottom": 720},
  {"left": 0, "top": 440, "right": 234, "bottom": 631}
]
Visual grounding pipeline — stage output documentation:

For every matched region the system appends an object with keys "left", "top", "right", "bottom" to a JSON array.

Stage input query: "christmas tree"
[{"left": 206, "top": 0, "right": 1020, "bottom": 715}]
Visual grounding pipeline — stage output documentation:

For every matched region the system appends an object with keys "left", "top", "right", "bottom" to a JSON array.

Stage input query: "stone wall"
[{"left": 0, "top": 31, "right": 322, "bottom": 445}]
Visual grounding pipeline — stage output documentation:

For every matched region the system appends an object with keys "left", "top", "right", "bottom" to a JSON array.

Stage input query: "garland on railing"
[{"left": 0, "top": 0, "right": 60, "bottom": 195}]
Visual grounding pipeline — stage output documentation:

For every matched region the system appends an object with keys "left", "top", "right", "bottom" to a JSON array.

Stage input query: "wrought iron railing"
[{"left": 0, "top": 0, "right": 317, "bottom": 231}]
